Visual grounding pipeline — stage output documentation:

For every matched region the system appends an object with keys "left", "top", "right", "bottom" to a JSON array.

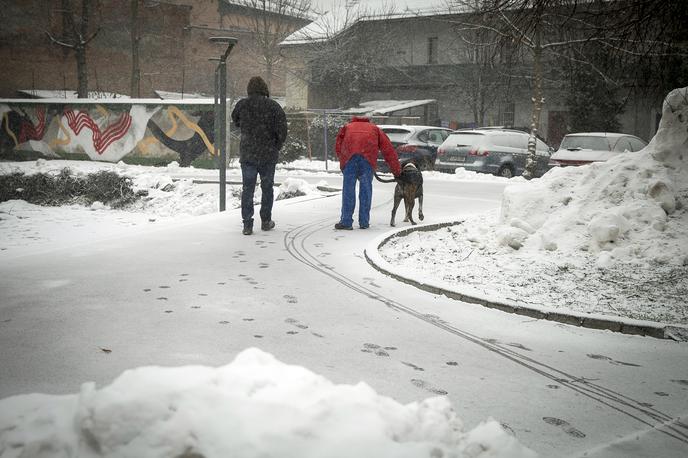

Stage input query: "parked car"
[
  {"left": 435, "top": 128, "right": 552, "bottom": 178},
  {"left": 548, "top": 132, "right": 648, "bottom": 167},
  {"left": 377, "top": 125, "right": 454, "bottom": 171}
]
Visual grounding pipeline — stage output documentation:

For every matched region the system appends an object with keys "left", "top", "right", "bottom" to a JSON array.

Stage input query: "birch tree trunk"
[{"left": 523, "top": 22, "right": 543, "bottom": 180}]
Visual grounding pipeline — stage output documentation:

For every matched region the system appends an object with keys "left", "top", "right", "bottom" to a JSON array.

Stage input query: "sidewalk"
[{"left": 364, "top": 221, "right": 688, "bottom": 341}]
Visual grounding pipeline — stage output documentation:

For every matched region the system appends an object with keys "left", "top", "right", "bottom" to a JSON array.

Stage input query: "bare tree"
[
  {"left": 46, "top": 0, "right": 101, "bottom": 98},
  {"left": 443, "top": 1, "right": 512, "bottom": 126},
  {"left": 232, "top": 0, "right": 312, "bottom": 89},
  {"left": 130, "top": 0, "right": 141, "bottom": 97},
  {"left": 449, "top": 0, "right": 687, "bottom": 178},
  {"left": 289, "top": 1, "right": 403, "bottom": 108}
]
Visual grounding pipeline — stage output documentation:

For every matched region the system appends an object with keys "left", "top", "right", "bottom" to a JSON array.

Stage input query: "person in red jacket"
[{"left": 334, "top": 116, "right": 401, "bottom": 229}]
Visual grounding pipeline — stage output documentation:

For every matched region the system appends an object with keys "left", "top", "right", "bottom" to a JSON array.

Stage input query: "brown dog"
[{"left": 375, "top": 160, "right": 424, "bottom": 226}]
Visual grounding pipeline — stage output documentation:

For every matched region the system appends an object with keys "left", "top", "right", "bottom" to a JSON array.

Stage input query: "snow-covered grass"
[
  {"left": 379, "top": 87, "right": 688, "bottom": 326},
  {"left": 0, "top": 348, "right": 535, "bottom": 458}
]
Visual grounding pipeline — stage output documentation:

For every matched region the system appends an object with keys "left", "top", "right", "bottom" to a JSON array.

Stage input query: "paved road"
[{"left": 1, "top": 176, "right": 686, "bottom": 457}]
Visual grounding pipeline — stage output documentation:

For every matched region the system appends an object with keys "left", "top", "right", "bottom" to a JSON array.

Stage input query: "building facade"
[
  {"left": 281, "top": 8, "right": 666, "bottom": 147},
  {"left": 0, "top": 0, "right": 310, "bottom": 100}
]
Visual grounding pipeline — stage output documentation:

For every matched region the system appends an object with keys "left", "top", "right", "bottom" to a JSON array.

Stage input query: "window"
[
  {"left": 560, "top": 136, "right": 610, "bottom": 151},
  {"left": 628, "top": 137, "right": 647, "bottom": 151},
  {"left": 427, "top": 37, "right": 438, "bottom": 64},
  {"left": 613, "top": 138, "right": 633, "bottom": 152},
  {"left": 499, "top": 102, "right": 515, "bottom": 127},
  {"left": 427, "top": 130, "right": 445, "bottom": 144},
  {"left": 380, "top": 128, "right": 413, "bottom": 144}
]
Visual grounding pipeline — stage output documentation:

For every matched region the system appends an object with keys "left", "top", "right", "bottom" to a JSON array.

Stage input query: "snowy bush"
[
  {"left": 276, "top": 177, "right": 312, "bottom": 200},
  {"left": 0, "top": 168, "right": 145, "bottom": 208}
]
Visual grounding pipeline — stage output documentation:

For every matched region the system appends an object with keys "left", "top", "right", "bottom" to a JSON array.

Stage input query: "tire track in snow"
[{"left": 283, "top": 216, "right": 688, "bottom": 446}]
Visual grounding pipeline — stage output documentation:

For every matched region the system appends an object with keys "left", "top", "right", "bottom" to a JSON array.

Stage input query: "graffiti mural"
[
  {"left": 144, "top": 107, "right": 215, "bottom": 166},
  {"left": 0, "top": 101, "right": 216, "bottom": 165}
]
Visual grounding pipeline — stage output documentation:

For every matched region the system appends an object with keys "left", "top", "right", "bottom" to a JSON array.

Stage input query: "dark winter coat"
[
  {"left": 335, "top": 116, "right": 401, "bottom": 176},
  {"left": 231, "top": 91, "right": 287, "bottom": 165}
]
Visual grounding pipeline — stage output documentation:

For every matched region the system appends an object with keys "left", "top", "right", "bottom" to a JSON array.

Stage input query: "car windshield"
[
  {"left": 445, "top": 133, "right": 484, "bottom": 146},
  {"left": 559, "top": 136, "right": 611, "bottom": 151},
  {"left": 380, "top": 128, "right": 413, "bottom": 143}
]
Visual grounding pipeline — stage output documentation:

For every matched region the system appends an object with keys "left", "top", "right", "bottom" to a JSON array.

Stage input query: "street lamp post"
[{"left": 209, "top": 36, "right": 238, "bottom": 212}]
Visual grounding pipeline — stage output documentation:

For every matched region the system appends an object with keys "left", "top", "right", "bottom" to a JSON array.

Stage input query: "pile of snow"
[
  {"left": 498, "top": 87, "right": 688, "bottom": 268},
  {"left": 0, "top": 348, "right": 535, "bottom": 458}
]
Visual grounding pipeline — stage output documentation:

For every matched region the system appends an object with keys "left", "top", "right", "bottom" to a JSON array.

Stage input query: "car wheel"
[{"left": 497, "top": 165, "right": 514, "bottom": 178}]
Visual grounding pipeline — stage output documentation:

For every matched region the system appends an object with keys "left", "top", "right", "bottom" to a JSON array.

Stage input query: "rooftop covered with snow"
[{"left": 281, "top": 0, "right": 450, "bottom": 45}]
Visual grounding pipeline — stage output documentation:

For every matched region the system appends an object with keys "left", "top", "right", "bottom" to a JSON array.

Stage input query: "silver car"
[
  {"left": 548, "top": 132, "right": 648, "bottom": 167},
  {"left": 436, "top": 128, "right": 551, "bottom": 178}
]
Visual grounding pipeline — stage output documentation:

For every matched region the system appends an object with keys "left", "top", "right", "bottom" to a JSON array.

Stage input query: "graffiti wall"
[{"left": 0, "top": 100, "right": 216, "bottom": 166}]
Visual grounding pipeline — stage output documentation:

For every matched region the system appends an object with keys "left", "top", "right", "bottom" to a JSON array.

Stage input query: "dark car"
[
  {"left": 435, "top": 128, "right": 552, "bottom": 178},
  {"left": 377, "top": 125, "right": 454, "bottom": 171}
]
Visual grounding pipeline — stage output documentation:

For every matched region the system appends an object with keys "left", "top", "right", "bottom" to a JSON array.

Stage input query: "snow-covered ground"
[
  {"left": 0, "top": 158, "right": 512, "bottom": 259},
  {"left": 1, "top": 90, "right": 687, "bottom": 456}
]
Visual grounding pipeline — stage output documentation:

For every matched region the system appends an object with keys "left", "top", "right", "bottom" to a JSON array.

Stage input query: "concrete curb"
[{"left": 364, "top": 221, "right": 688, "bottom": 341}]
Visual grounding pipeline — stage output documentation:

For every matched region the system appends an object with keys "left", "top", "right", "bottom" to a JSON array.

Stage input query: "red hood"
[{"left": 351, "top": 116, "right": 370, "bottom": 123}]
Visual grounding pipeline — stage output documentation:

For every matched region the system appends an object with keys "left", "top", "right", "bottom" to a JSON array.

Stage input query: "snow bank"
[
  {"left": 0, "top": 348, "right": 535, "bottom": 458},
  {"left": 499, "top": 87, "right": 688, "bottom": 268}
]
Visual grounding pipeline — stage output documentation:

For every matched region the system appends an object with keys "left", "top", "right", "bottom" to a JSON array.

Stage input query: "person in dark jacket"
[
  {"left": 231, "top": 76, "right": 287, "bottom": 235},
  {"left": 334, "top": 116, "right": 401, "bottom": 229}
]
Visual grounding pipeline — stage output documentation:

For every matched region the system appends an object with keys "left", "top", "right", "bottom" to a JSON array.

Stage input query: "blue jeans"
[
  {"left": 340, "top": 155, "right": 373, "bottom": 228},
  {"left": 241, "top": 161, "right": 276, "bottom": 226}
]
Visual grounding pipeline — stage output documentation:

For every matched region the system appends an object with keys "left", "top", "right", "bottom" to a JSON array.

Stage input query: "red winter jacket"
[{"left": 335, "top": 117, "right": 401, "bottom": 176}]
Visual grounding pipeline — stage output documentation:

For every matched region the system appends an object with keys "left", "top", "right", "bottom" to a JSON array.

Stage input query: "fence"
[{"left": 1, "top": 98, "right": 420, "bottom": 168}]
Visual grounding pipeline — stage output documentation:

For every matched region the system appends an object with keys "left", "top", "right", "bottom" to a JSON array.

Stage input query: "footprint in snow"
[
  {"left": 587, "top": 354, "right": 641, "bottom": 367},
  {"left": 402, "top": 362, "right": 424, "bottom": 371},
  {"left": 285, "top": 318, "right": 309, "bottom": 329},
  {"left": 542, "top": 417, "right": 586, "bottom": 438},
  {"left": 410, "top": 379, "right": 448, "bottom": 395}
]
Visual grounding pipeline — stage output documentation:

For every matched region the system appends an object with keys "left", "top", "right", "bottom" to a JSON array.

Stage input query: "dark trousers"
[{"left": 241, "top": 161, "right": 276, "bottom": 227}]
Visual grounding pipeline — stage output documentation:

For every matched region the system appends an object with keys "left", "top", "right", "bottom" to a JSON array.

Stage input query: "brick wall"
[{"left": 0, "top": 0, "right": 309, "bottom": 99}]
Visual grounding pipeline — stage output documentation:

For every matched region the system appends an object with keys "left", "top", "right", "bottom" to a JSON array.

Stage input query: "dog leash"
[{"left": 373, "top": 172, "right": 397, "bottom": 183}]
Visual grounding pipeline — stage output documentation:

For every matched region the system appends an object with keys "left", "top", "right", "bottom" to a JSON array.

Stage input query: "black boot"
[
  {"left": 243, "top": 223, "right": 253, "bottom": 235},
  {"left": 261, "top": 220, "right": 275, "bottom": 231}
]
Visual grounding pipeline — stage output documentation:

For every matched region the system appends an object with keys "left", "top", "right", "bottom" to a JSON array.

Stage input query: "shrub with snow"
[
  {"left": 276, "top": 177, "right": 313, "bottom": 200},
  {"left": 0, "top": 348, "right": 535, "bottom": 458}
]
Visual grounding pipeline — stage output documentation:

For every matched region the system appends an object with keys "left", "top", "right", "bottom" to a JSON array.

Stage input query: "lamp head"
[{"left": 209, "top": 37, "right": 238, "bottom": 47}]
